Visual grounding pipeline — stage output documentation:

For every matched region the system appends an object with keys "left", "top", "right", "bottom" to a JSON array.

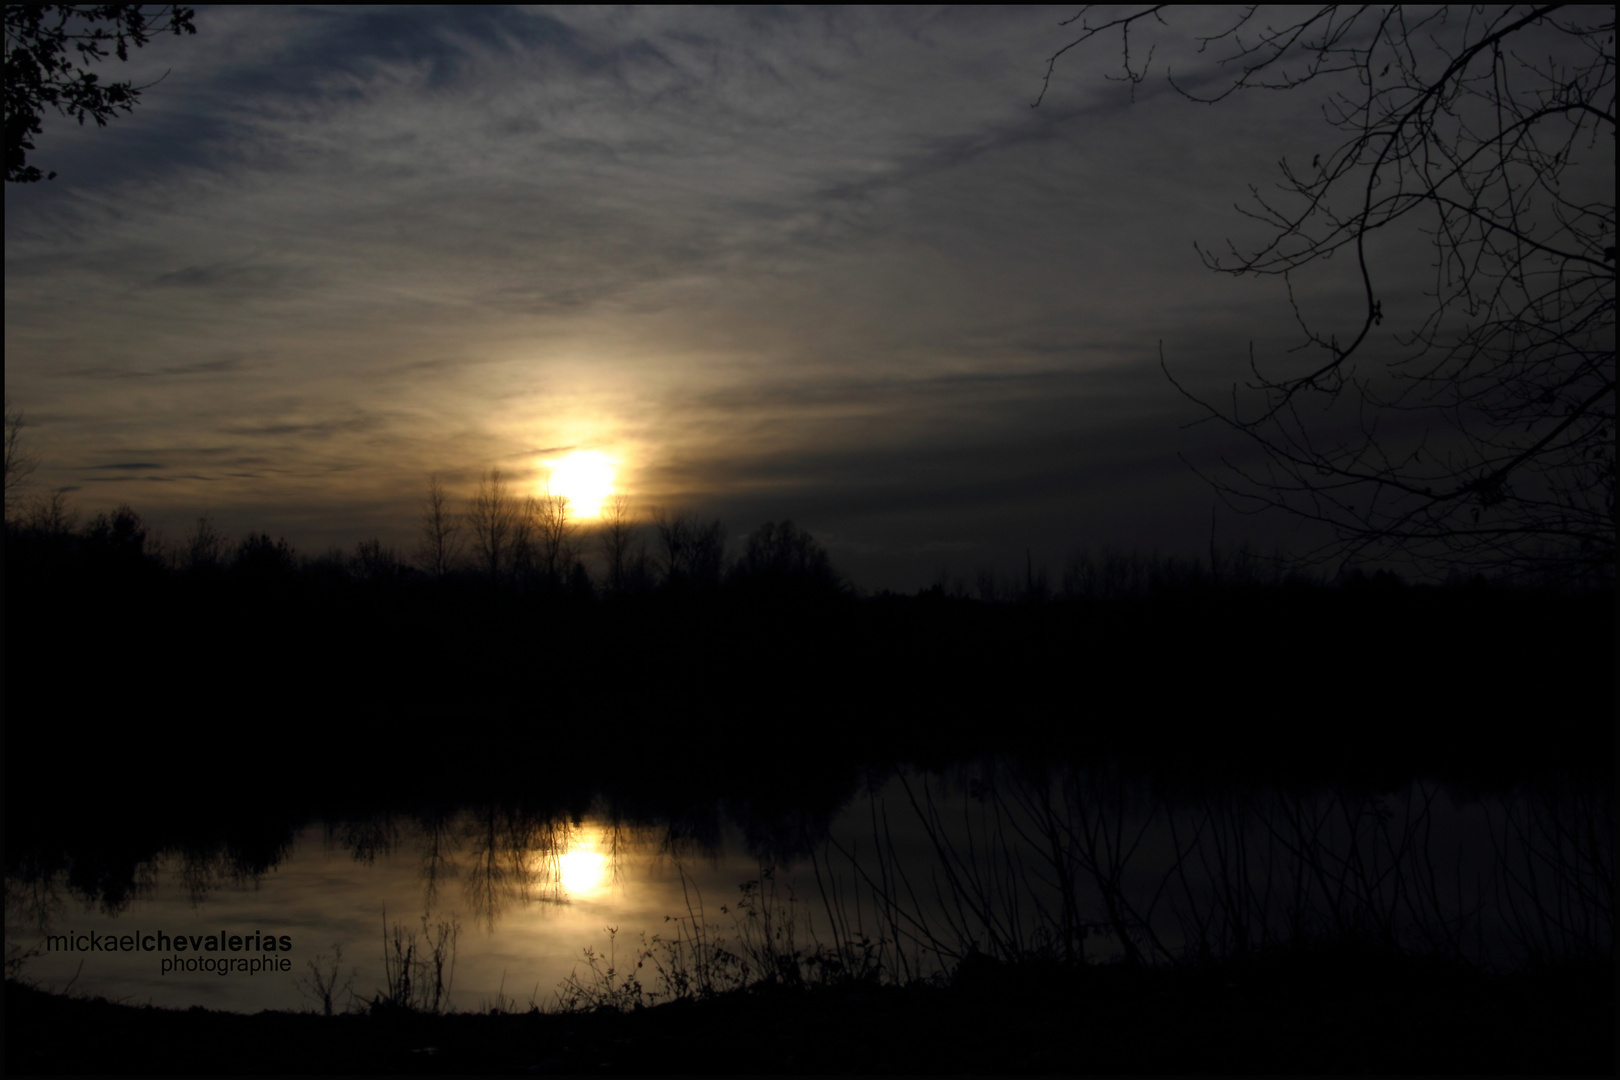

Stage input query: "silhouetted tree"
[
  {"left": 3, "top": 394, "right": 39, "bottom": 520},
  {"left": 597, "top": 493, "right": 636, "bottom": 592},
  {"left": 1041, "top": 6, "right": 1615, "bottom": 582},
  {"left": 467, "top": 468, "right": 517, "bottom": 580},
  {"left": 567, "top": 557, "right": 594, "bottom": 600},
  {"left": 1021, "top": 549, "right": 1051, "bottom": 604},
  {"left": 735, "top": 520, "right": 840, "bottom": 595},
  {"left": 655, "top": 508, "right": 725, "bottom": 589},
  {"left": 300, "top": 544, "right": 352, "bottom": 588},
  {"left": 183, "top": 513, "right": 226, "bottom": 572},
  {"left": 231, "top": 531, "right": 296, "bottom": 583},
  {"left": 25, "top": 488, "right": 76, "bottom": 539},
  {"left": 352, "top": 537, "right": 407, "bottom": 586},
  {"left": 653, "top": 507, "right": 693, "bottom": 587},
  {"left": 535, "top": 489, "right": 574, "bottom": 584},
  {"left": 83, "top": 503, "right": 148, "bottom": 568},
  {"left": 974, "top": 566, "right": 1000, "bottom": 604},
  {"left": 5, "top": 4, "right": 197, "bottom": 183},
  {"left": 509, "top": 494, "right": 538, "bottom": 585},
  {"left": 689, "top": 517, "right": 726, "bottom": 589},
  {"left": 414, "top": 474, "right": 463, "bottom": 579}
]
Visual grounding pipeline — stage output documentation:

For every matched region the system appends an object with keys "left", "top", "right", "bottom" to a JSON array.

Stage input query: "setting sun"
[{"left": 545, "top": 450, "right": 617, "bottom": 519}]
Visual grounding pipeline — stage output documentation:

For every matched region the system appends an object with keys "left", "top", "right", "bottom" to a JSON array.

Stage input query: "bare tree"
[
  {"left": 297, "top": 944, "right": 357, "bottom": 1017},
  {"left": 652, "top": 507, "right": 693, "bottom": 587},
  {"left": 184, "top": 514, "right": 226, "bottom": 571},
  {"left": 1041, "top": 6, "right": 1615, "bottom": 582},
  {"left": 466, "top": 468, "right": 518, "bottom": 580},
  {"left": 535, "top": 489, "right": 574, "bottom": 584},
  {"left": 736, "top": 520, "right": 840, "bottom": 593},
  {"left": 3, "top": 395, "right": 39, "bottom": 522},
  {"left": 415, "top": 474, "right": 464, "bottom": 579},
  {"left": 653, "top": 508, "right": 725, "bottom": 588},
  {"left": 25, "top": 489, "right": 76, "bottom": 538},
  {"left": 353, "top": 537, "right": 406, "bottom": 585},
  {"left": 509, "top": 495, "right": 538, "bottom": 585},
  {"left": 689, "top": 518, "right": 726, "bottom": 588},
  {"left": 597, "top": 493, "right": 636, "bottom": 592}
]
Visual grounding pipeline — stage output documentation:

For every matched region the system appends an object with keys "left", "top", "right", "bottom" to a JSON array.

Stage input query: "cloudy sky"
[{"left": 7, "top": 5, "right": 1435, "bottom": 589}]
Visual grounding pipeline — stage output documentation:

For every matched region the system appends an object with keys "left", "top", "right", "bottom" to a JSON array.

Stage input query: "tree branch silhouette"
[
  {"left": 1043, "top": 5, "right": 1615, "bottom": 582},
  {"left": 3, "top": 394, "right": 40, "bottom": 520},
  {"left": 6, "top": 4, "right": 197, "bottom": 183}
]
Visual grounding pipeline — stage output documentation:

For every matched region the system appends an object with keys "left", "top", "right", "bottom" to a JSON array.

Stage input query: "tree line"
[
  {"left": 419, "top": 467, "right": 843, "bottom": 596},
  {"left": 3, "top": 469, "right": 845, "bottom": 601}
]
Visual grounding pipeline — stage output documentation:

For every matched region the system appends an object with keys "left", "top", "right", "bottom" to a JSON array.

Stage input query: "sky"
[{"left": 4, "top": 5, "right": 1542, "bottom": 590}]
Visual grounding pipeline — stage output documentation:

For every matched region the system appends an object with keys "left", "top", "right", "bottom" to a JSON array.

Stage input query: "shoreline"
[{"left": 8, "top": 949, "right": 1614, "bottom": 1074}]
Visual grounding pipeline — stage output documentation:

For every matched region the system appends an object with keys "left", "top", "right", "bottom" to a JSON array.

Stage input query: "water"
[{"left": 6, "top": 760, "right": 1612, "bottom": 1013}]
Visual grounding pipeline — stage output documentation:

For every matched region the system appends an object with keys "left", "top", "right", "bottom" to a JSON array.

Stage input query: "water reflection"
[
  {"left": 555, "top": 838, "right": 609, "bottom": 897},
  {"left": 5, "top": 760, "right": 1612, "bottom": 1014}
]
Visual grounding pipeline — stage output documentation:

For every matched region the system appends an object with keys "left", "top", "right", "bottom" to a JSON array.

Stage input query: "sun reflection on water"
[{"left": 556, "top": 835, "right": 609, "bottom": 897}]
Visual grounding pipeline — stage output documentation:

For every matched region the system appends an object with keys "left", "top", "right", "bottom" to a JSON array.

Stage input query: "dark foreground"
[{"left": 7, "top": 950, "right": 1614, "bottom": 1075}]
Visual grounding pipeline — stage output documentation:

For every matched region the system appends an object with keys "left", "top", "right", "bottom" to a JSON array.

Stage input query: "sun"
[{"left": 545, "top": 450, "right": 616, "bottom": 519}]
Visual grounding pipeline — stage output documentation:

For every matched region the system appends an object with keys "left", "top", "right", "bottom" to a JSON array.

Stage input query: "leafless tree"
[
  {"left": 689, "top": 518, "right": 726, "bottom": 588},
  {"left": 353, "top": 537, "right": 407, "bottom": 585},
  {"left": 1041, "top": 6, "right": 1615, "bottom": 583},
  {"left": 184, "top": 514, "right": 226, "bottom": 570},
  {"left": 597, "top": 493, "right": 637, "bottom": 592},
  {"left": 297, "top": 944, "right": 357, "bottom": 1017},
  {"left": 535, "top": 489, "right": 574, "bottom": 583},
  {"left": 25, "top": 489, "right": 76, "bottom": 538},
  {"left": 737, "top": 520, "right": 840, "bottom": 593},
  {"left": 509, "top": 495, "right": 538, "bottom": 584},
  {"left": 654, "top": 508, "right": 726, "bottom": 588},
  {"left": 467, "top": 468, "right": 518, "bottom": 580},
  {"left": 653, "top": 507, "right": 693, "bottom": 586},
  {"left": 415, "top": 474, "right": 464, "bottom": 578},
  {"left": 3, "top": 395, "right": 39, "bottom": 522}
]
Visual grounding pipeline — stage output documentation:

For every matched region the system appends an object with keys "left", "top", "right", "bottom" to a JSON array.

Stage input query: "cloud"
[
  {"left": 144, "top": 261, "right": 315, "bottom": 302},
  {"left": 6, "top": 5, "right": 1493, "bottom": 589},
  {"left": 218, "top": 416, "right": 382, "bottom": 439}
]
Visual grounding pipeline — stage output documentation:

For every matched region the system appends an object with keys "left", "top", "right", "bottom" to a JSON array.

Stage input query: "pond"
[{"left": 6, "top": 758, "right": 1612, "bottom": 1014}]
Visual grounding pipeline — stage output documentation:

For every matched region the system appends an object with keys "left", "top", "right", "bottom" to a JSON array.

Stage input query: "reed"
[
  {"left": 554, "top": 761, "right": 1613, "bottom": 1012},
  {"left": 296, "top": 944, "right": 356, "bottom": 1016},
  {"left": 367, "top": 908, "right": 460, "bottom": 1015}
]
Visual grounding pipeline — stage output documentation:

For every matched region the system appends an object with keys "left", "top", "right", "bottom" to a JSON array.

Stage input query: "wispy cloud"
[{"left": 3, "top": 6, "right": 1426, "bottom": 586}]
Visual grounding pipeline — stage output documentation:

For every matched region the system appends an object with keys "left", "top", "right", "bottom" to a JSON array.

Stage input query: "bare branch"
[{"left": 1046, "top": 6, "right": 1615, "bottom": 582}]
